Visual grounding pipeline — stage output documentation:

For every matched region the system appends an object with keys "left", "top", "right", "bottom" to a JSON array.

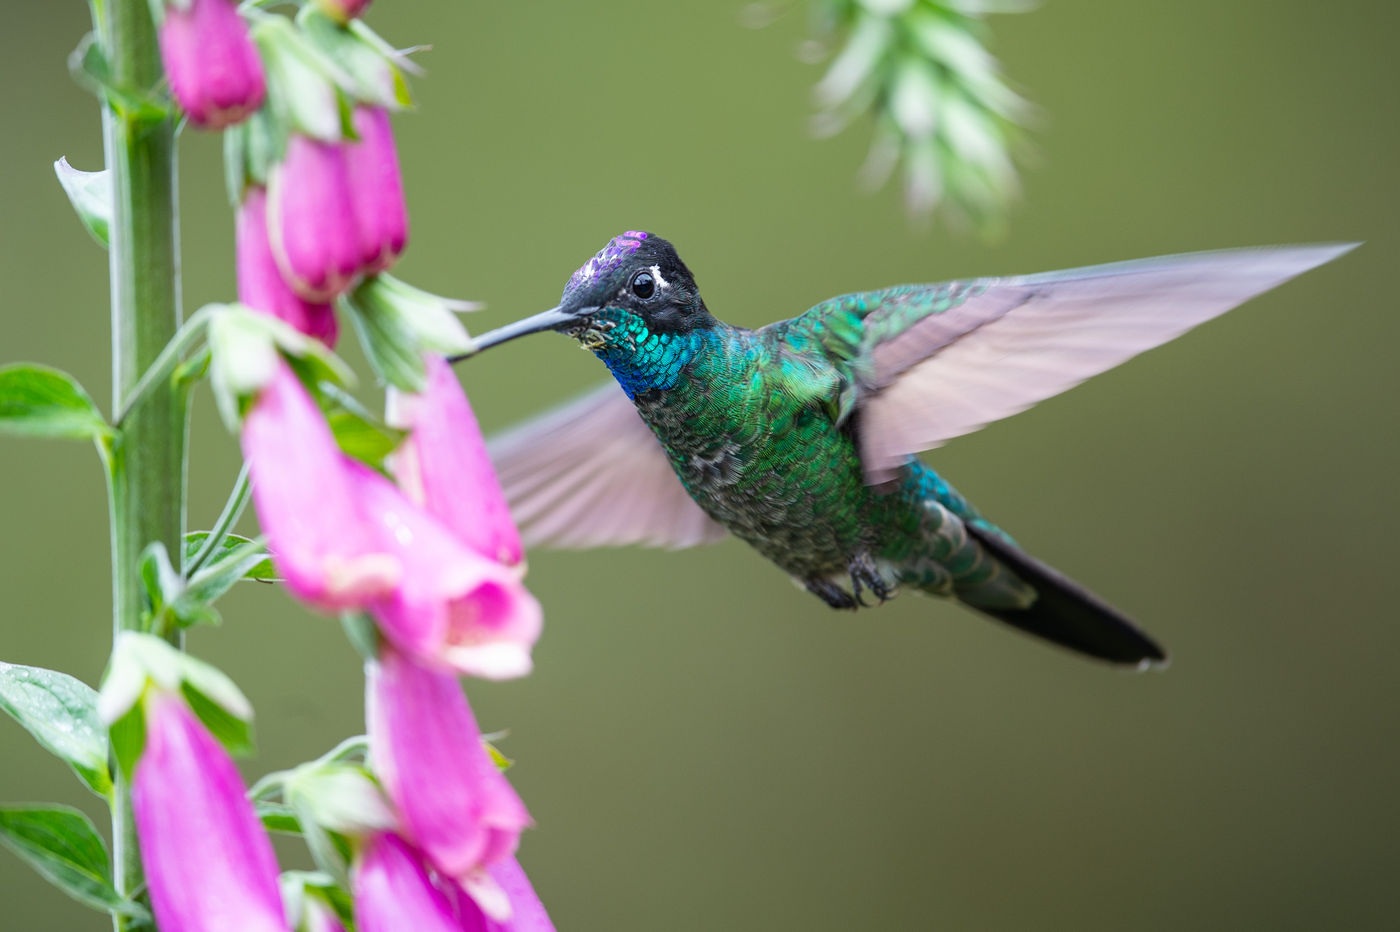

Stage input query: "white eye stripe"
[{"left": 650, "top": 264, "right": 669, "bottom": 289}]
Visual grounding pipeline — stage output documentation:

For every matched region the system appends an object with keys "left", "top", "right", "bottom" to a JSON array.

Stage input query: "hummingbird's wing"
[
  {"left": 837, "top": 244, "right": 1356, "bottom": 484},
  {"left": 486, "top": 382, "right": 727, "bottom": 549}
]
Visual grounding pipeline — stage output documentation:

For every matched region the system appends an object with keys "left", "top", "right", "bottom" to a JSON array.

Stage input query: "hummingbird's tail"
[{"left": 959, "top": 525, "right": 1168, "bottom": 668}]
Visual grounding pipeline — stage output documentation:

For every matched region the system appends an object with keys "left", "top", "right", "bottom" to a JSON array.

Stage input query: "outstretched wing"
[
  {"left": 836, "top": 244, "right": 1356, "bottom": 484},
  {"left": 486, "top": 382, "right": 727, "bottom": 550}
]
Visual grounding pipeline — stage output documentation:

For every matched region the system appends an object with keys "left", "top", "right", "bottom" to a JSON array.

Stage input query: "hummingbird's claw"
[
  {"left": 804, "top": 576, "right": 859, "bottom": 610},
  {"left": 848, "top": 553, "right": 892, "bottom": 607}
]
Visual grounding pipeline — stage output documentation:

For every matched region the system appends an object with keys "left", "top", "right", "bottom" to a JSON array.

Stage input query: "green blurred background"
[{"left": 3, "top": 1, "right": 1399, "bottom": 929}]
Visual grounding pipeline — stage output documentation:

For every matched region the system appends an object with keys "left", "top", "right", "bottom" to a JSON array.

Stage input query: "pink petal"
[
  {"left": 242, "top": 362, "right": 401, "bottom": 610},
  {"left": 453, "top": 857, "right": 557, "bottom": 931},
  {"left": 133, "top": 691, "right": 287, "bottom": 932},
  {"left": 388, "top": 355, "right": 524, "bottom": 567},
  {"left": 268, "top": 135, "right": 362, "bottom": 301},
  {"left": 237, "top": 187, "right": 338, "bottom": 346},
  {"left": 158, "top": 0, "right": 266, "bottom": 129},
  {"left": 366, "top": 647, "right": 531, "bottom": 882},
  {"left": 344, "top": 106, "right": 409, "bottom": 275},
  {"left": 353, "top": 833, "right": 460, "bottom": 932},
  {"left": 355, "top": 459, "right": 540, "bottom": 678}
]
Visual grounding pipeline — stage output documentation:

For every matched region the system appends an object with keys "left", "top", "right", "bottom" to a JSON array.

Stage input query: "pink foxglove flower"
[
  {"left": 132, "top": 690, "right": 288, "bottom": 932},
  {"left": 367, "top": 646, "right": 531, "bottom": 886},
  {"left": 315, "top": 0, "right": 374, "bottom": 24},
  {"left": 345, "top": 105, "right": 409, "bottom": 275},
  {"left": 353, "top": 833, "right": 460, "bottom": 932},
  {"left": 158, "top": 0, "right": 266, "bottom": 129},
  {"left": 357, "top": 460, "right": 540, "bottom": 679},
  {"left": 388, "top": 354, "right": 523, "bottom": 567},
  {"left": 241, "top": 362, "right": 401, "bottom": 610},
  {"left": 452, "top": 857, "right": 557, "bottom": 932},
  {"left": 268, "top": 134, "right": 362, "bottom": 301},
  {"left": 238, "top": 186, "right": 339, "bottom": 346}
]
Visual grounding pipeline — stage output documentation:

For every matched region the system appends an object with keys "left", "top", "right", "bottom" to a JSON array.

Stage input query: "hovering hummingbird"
[{"left": 457, "top": 233, "right": 1354, "bottom": 667}]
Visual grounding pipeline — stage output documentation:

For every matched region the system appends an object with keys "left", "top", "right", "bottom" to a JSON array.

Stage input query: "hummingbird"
[{"left": 457, "top": 232, "right": 1354, "bottom": 667}]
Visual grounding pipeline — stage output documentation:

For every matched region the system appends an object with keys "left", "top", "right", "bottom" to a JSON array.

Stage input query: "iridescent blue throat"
[{"left": 590, "top": 310, "right": 707, "bottom": 399}]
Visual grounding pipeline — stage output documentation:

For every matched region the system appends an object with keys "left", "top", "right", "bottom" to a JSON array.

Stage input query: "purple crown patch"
[{"left": 567, "top": 231, "right": 649, "bottom": 291}]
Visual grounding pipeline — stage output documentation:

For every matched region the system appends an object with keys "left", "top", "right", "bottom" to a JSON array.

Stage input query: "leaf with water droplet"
[
  {"left": 0, "top": 663, "right": 111, "bottom": 797},
  {"left": 0, "top": 805, "right": 147, "bottom": 920}
]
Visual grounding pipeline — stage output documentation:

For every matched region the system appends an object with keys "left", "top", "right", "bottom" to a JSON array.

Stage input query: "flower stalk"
[{"left": 97, "top": 0, "right": 189, "bottom": 924}]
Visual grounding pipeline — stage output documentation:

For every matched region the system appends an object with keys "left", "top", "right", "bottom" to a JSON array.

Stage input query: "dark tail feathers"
[{"left": 966, "top": 526, "right": 1168, "bottom": 668}]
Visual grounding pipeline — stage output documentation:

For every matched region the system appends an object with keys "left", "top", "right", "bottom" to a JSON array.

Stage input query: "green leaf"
[
  {"left": 100, "top": 634, "right": 254, "bottom": 769},
  {"left": 53, "top": 158, "right": 111, "bottom": 248},
  {"left": 181, "top": 538, "right": 274, "bottom": 614},
  {"left": 107, "top": 703, "right": 145, "bottom": 784},
  {"left": 180, "top": 682, "right": 253, "bottom": 757},
  {"left": 68, "top": 31, "right": 169, "bottom": 122},
  {"left": 292, "top": 796, "right": 351, "bottom": 891},
  {"left": 0, "top": 805, "right": 135, "bottom": 917},
  {"left": 0, "top": 663, "right": 111, "bottom": 797},
  {"left": 0, "top": 364, "right": 111, "bottom": 441},
  {"left": 183, "top": 532, "right": 276, "bottom": 581},
  {"left": 341, "top": 275, "right": 475, "bottom": 393},
  {"left": 283, "top": 869, "right": 356, "bottom": 929},
  {"left": 327, "top": 407, "right": 405, "bottom": 467},
  {"left": 256, "top": 800, "right": 303, "bottom": 836}
]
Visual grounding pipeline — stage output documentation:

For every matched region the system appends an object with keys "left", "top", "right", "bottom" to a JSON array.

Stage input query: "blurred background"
[{"left": 3, "top": 1, "right": 1398, "bottom": 929}]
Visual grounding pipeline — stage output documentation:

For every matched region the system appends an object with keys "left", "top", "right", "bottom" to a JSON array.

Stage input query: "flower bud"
[
  {"left": 353, "top": 833, "right": 460, "bottom": 932},
  {"left": 314, "top": 0, "right": 374, "bottom": 25},
  {"left": 268, "top": 134, "right": 362, "bottom": 301},
  {"left": 158, "top": 0, "right": 267, "bottom": 130},
  {"left": 132, "top": 690, "right": 287, "bottom": 932},
  {"left": 238, "top": 186, "right": 338, "bottom": 346},
  {"left": 388, "top": 355, "right": 523, "bottom": 567},
  {"left": 345, "top": 106, "right": 409, "bottom": 275},
  {"left": 366, "top": 647, "right": 531, "bottom": 884}
]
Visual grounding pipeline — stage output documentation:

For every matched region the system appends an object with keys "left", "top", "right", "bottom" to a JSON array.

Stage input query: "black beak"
[{"left": 449, "top": 305, "right": 598, "bottom": 362}]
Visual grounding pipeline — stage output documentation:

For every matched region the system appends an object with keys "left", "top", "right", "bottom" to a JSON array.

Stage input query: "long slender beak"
[{"left": 449, "top": 305, "right": 598, "bottom": 362}]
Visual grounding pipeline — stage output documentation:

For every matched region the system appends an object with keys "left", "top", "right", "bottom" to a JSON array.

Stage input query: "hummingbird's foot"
[
  {"left": 804, "top": 577, "right": 859, "bottom": 610},
  {"left": 848, "top": 553, "right": 892, "bottom": 607}
]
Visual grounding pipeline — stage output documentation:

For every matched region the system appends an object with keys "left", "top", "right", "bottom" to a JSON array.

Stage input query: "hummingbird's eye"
[{"left": 630, "top": 270, "right": 656, "bottom": 300}]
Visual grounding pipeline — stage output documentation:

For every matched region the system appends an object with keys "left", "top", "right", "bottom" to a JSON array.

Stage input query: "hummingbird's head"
[{"left": 464, "top": 231, "right": 713, "bottom": 354}]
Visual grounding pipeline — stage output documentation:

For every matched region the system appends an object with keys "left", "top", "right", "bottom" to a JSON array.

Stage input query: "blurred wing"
[
  {"left": 487, "top": 382, "right": 727, "bottom": 550},
  {"left": 856, "top": 244, "right": 1356, "bottom": 484}
]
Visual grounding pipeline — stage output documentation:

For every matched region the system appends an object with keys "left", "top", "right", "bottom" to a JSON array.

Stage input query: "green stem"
[
  {"left": 185, "top": 462, "right": 252, "bottom": 577},
  {"left": 98, "top": 0, "right": 186, "bottom": 925},
  {"left": 113, "top": 305, "right": 211, "bottom": 426}
]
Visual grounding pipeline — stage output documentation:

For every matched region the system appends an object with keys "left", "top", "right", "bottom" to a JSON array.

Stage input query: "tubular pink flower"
[
  {"left": 237, "top": 186, "right": 338, "bottom": 346},
  {"left": 366, "top": 647, "right": 531, "bottom": 884},
  {"left": 241, "top": 362, "right": 401, "bottom": 610},
  {"left": 345, "top": 105, "right": 409, "bottom": 275},
  {"left": 315, "top": 0, "right": 374, "bottom": 24},
  {"left": 353, "top": 833, "right": 460, "bottom": 932},
  {"left": 388, "top": 354, "right": 523, "bottom": 567},
  {"left": 357, "top": 459, "right": 541, "bottom": 679},
  {"left": 132, "top": 690, "right": 288, "bottom": 932},
  {"left": 451, "top": 857, "right": 557, "bottom": 932},
  {"left": 158, "top": 0, "right": 266, "bottom": 129},
  {"left": 268, "top": 134, "right": 362, "bottom": 301}
]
